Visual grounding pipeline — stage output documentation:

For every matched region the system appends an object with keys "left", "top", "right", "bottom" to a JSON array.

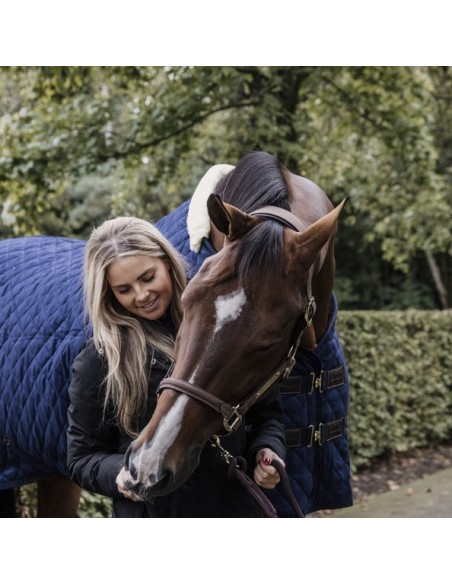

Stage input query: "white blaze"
[
  {"left": 133, "top": 394, "right": 189, "bottom": 485},
  {"left": 214, "top": 288, "right": 246, "bottom": 334}
]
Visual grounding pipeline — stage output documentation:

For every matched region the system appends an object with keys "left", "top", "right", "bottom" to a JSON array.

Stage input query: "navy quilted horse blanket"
[
  {"left": 0, "top": 236, "right": 88, "bottom": 488},
  {"left": 0, "top": 229, "right": 351, "bottom": 515}
]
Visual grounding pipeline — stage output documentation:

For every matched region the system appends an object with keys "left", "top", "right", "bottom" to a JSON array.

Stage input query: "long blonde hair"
[{"left": 84, "top": 216, "right": 187, "bottom": 436}]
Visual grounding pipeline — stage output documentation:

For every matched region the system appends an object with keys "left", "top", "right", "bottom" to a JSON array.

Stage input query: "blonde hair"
[{"left": 84, "top": 216, "right": 187, "bottom": 436}]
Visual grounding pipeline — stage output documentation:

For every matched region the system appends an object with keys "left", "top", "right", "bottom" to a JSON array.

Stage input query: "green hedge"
[
  {"left": 336, "top": 310, "right": 452, "bottom": 470},
  {"left": 18, "top": 310, "right": 451, "bottom": 515}
]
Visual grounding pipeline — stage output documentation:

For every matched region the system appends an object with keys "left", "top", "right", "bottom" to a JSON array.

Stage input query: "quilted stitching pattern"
[
  {"left": 0, "top": 237, "right": 88, "bottom": 488},
  {"left": 268, "top": 306, "right": 353, "bottom": 516},
  {"left": 0, "top": 204, "right": 353, "bottom": 517}
]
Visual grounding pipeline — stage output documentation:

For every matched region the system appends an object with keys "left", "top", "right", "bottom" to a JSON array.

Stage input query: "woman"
[{"left": 66, "top": 216, "right": 286, "bottom": 517}]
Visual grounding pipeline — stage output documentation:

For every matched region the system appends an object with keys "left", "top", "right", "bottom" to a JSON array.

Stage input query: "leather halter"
[
  {"left": 157, "top": 206, "right": 316, "bottom": 433},
  {"left": 249, "top": 205, "right": 306, "bottom": 232}
]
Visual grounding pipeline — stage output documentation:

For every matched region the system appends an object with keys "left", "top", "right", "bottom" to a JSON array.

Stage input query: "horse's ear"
[
  {"left": 293, "top": 199, "right": 347, "bottom": 266},
  {"left": 207, "top": 194, "right": 259, "bottom": 240}
]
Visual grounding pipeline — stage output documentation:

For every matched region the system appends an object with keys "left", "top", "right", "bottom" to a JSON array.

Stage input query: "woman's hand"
[
  {"left": 253, "top": 448, "right": 285, "bottom": 489},
  {"left": 116, "top": 468, "right": 142, "bottom": 501}
]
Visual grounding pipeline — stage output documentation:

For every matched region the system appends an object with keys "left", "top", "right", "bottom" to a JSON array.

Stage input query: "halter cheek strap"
[{"left": 159, "top": 303, "right": 313, "bottom": 434}]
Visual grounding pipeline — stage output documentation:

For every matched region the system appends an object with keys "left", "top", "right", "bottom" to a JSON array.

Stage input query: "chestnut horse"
[{"left": 117, "top": 155, "right": 346, "bottom": 504}]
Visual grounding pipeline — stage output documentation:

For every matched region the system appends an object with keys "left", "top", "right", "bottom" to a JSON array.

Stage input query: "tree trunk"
[{"left": 425, "top": 251, "right": 449, "bottom": 309}]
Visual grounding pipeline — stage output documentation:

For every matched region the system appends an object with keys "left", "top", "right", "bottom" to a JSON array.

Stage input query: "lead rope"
[
  {"left": 145, "top": 442, "right": 305, "bottom": 518},
  {"left": 228, "top": 456, "right": 278, "bottom": 518},
  {"left": 210, "top": 436, "right": 305, "bottom": 518},
  {"left": 270, "top": 459, "right": 305, "bottom": 518},
  {"left": 144, "top": 458, "right": 277, "bottom": 519}
]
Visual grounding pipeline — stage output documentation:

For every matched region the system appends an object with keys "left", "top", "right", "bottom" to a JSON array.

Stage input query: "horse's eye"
[{"left": 256, "top": 340, "right": 280, "bottom": 353}]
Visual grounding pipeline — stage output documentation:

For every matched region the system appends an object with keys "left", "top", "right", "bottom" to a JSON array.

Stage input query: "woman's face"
[{"left": 107, "top": 255, "right": 173, "bottom": 321}]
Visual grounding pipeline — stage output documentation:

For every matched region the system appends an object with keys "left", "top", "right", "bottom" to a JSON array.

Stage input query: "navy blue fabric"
[
  {"left": 0, "top": 236, "right": 89, "bottom": 488},
  {"left": 267, "top": 294, "right": 353, "bottom": 516},
  {"left": 0, "top": 204, "right": 353, "bottom": 516},
  {"left": 157, "top": 200, "right": 216, "bottom": 279},
  {"left": 156, "top": 203, "right": 353, "bottom": 516}
]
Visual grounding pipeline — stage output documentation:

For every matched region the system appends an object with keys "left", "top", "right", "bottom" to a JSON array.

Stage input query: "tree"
[
  {"left": 299, "top": 66, "right": 451, "bottom": 307},
  {"left": 0, "top": 66, "right": 450, "bottom": 307}
]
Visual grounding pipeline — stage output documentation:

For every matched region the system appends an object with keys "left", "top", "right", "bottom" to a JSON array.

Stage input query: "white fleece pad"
[{"left": 187, "top": 164, "right": 234, "bottom": 252}]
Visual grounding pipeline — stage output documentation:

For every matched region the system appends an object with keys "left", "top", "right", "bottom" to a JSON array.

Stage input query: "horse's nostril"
[
  {"left": 129, "top": 459, "right": 138, "bottom": 480},
  {"left": 124, "top": 446, "right": 131, "bottom": 467},
  {"left": 123, "top": 446, "right": 139, "bottom": 480}
]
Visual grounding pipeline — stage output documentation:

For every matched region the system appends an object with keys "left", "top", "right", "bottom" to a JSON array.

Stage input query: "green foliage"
[
  {"left": 77, "top": 489, "right": 112, "bottom": 518},
  {"left": 336, "top": 309, "right": 452, "bottom": 470},
  {"left": 1, "top": 66, "right": 451, "bottom": 308},
  {"left": 15, "top": 482, "right": 37, "bottom": 517},
  {"left": 16, "top": 484, "right": 112, "bottom": 518},
  {"left": 301, "top": 67, "right": 451, "bottom": 270}
]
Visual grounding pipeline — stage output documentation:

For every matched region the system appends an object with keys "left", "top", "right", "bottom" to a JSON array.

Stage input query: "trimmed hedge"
[{"left": 336, "top": 310, "right": 452, "bottom": 470}]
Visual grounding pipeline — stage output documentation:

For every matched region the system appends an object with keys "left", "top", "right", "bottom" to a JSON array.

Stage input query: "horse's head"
[{"left": 116, "top": 194, "right": 345, "bottom": 499}]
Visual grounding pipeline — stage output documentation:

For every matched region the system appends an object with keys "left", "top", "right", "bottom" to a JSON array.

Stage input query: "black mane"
[{"left": 216, "top": 151, "right": 289, "bottom": 281}]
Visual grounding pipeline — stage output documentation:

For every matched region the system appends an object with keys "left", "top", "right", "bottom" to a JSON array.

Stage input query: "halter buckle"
[{"left": 223, "top": 406, "right": 243, "bottom": 433}]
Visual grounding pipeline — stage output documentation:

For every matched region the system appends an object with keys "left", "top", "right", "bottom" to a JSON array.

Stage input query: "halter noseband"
[{"left": 157, "top": 206, "right": 316, "bottom": 434}]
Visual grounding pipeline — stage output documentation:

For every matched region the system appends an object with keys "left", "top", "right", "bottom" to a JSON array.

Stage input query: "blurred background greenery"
[{"left": 1, "top": 66, "right": 451, "bottom": 310}]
